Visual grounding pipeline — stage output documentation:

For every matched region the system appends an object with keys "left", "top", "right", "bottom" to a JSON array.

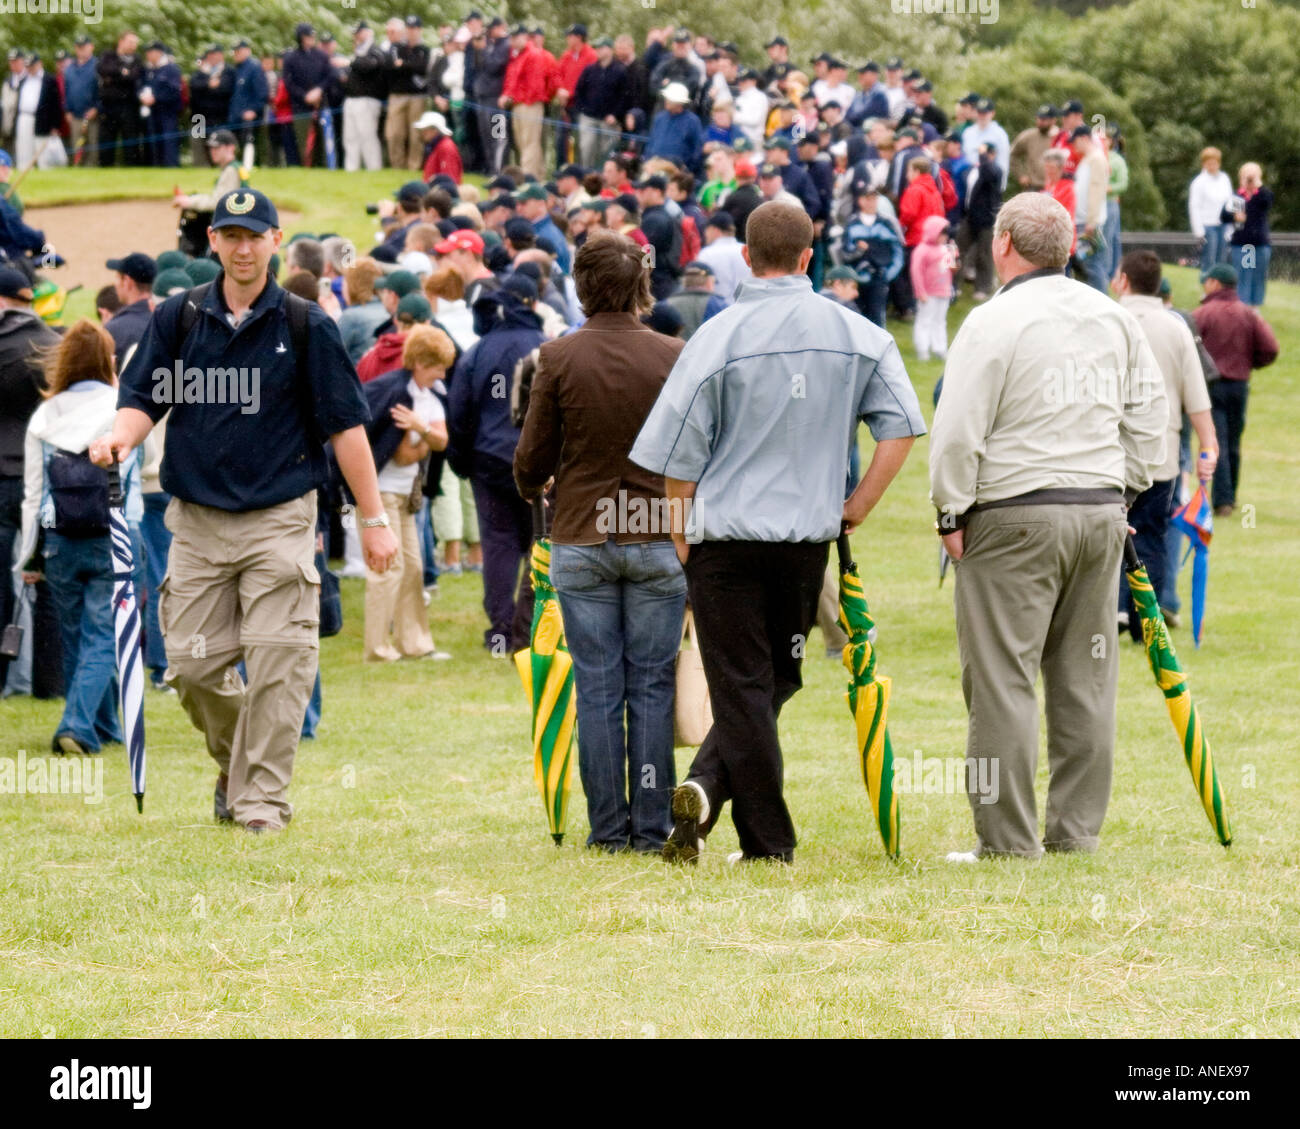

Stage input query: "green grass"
[{"left": 2, "top": 174, "right": 1298, "bottom": 1037}]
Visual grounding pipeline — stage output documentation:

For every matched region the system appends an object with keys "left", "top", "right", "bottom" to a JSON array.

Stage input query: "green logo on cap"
[{"left": 225, "top": 192, "right": 255, "bottom": 215}]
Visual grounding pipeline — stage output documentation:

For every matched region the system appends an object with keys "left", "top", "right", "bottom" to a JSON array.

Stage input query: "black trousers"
[
  {"left": 684, "top": 539, "right": 828, "bottom": 861},
  {"left": 1210, "top": 378, "right": 1249, "bottom": 508},
  {"left": 98, "top": 105, "right": 142, "bottom": 166}
]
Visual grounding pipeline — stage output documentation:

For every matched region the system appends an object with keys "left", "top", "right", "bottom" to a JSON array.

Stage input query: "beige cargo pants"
[{"left": 159, "top": 493, "right": 320, "bottom": 830}]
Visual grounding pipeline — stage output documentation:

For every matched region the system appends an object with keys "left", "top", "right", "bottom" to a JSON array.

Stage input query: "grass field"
[{"left": 1, "top": 169, "right": 1297, "bottom": 1038}]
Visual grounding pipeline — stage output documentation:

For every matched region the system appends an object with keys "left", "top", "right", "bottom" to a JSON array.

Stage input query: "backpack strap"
[{"left": 176, "top": 281, "right": 214, "bottom": 348}]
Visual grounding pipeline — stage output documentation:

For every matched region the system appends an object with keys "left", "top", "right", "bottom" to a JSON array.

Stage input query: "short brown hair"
[
  {"left": 744, "top": 202, "right": 813, "bottom": 274},
  {"left": 1120, "top": 250, "right": 1162, "bottom": 296},
  {"left": 404, "top": 223, "right": 441, "bottom": 253},
  {"left": 344, "top": 258, "right": 385, "bottom": 305},
  {"left": 424, "top": 263, "right": 465, "bottom": 303},
  {"left": 907, "top": 156, "right": 932, "bottom": 176},
  {"left": 402, "top": 324, "right": 457, "bottom": 370},
  {"left": 43, "top": 319, "right": 114, "bottom": 397},
  {"left": 573, "top": 229, "right": 652, "bottom": 316},
  {"left": 422, "top": 188, "right": 453, "bottom": 218},
  {"left": 283, "top": 271, "right": 321, "bottom": 303}
]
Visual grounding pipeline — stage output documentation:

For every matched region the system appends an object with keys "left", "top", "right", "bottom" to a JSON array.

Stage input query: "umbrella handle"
[
  {"left": 836, "top": 530, "right": 855, "bottom": 575},
  {"left": 531, "top": 494, "right": 547, "bottom": 540},
  {"left": 1123, "top": 533, "right": 1140, "bottom": 572},
  {"left": 106, "top": 453, "right": 123, "bottom": 508}
]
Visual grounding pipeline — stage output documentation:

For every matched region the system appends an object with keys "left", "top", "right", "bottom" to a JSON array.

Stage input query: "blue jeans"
[
  {"left": 1075, "top": 224, "right": 1110, "bottom": 292},
  {"left": 43, "top": 532, "right": 123, "bottom": 750},
  {"left": 1121, "top": 478, "right": 1177, "bottom": 640},
  {"left": 1104, "top": 199, "right": 1122, "bottom": 280},
  {"left": 856, "top": 277, "right": 890, "bottom": 328},
  {"left": 418, "top": 497, "right": 438, "bottom": 587},
  {"left": 141, "top": 491, "right": 172, "bottom": 681},
  {"left": 1161, "top": 418, "right": 1193, "bottom": 613},
  {"left": 1231, "top": 243, "right": 1270, "bottom": 306},
  {"left": 301, "top": 668, "right": 322, "bottom": 739},
  {"left": 1200, "top": 225, "right": 1230, "bottom": 278},
  {"left": 550, "top": 538, "right": 686, "bottom": 851}
]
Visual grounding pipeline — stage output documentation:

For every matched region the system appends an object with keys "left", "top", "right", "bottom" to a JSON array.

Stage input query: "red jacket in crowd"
[
  {"left": 1193, "top": 288, "right": 1279, "bottom": 383},
  {"left": 898, "top": 172, "right": 945, "bottom": 247},
  {"left": 422, "top": 134, "right": 463, "bottom": 184},
  {"left": 356, "top": 331, "right": 407, "bottom": 383},
  {"left": 504, "top": 44, "right": 556, "bottom": 106},
  {"left": 555, "top": 43, "right": 597, "bottom": 101},
  {"left": 1046, "top": 178, "right": 1077, "bottom": 252}
]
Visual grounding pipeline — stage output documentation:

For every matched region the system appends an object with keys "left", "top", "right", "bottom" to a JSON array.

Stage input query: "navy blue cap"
[
  {"left": 0, "top": 266, "right": 34, "bottom": 301},
  {"left": 502, "top": 273, "right": 538, "bottom": 302},
  {"left": 211, "top": 189, "right": 280, "bottom": 233},
  {"left": 105, "top": 252, "right": 157, "bottom": 285},
  {"left": 395, "top": 180, "right": 429, "bottom": 203}
]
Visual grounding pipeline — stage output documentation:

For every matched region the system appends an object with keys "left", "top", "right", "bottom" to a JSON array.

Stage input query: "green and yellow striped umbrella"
[
  {"left": 1124, "top": 537, "right": 1232, "bottom": 846},
  {"left": 514, "top": 536, "right": 577, "bottom": 845},
  {"left": 836, "top": 534, "right": 900, "bottom": 859}
]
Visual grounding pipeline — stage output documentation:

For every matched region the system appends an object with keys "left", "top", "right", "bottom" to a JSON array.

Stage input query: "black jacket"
[
  {"left": 387, "top": 43, "right": 431, "bottom": 96},
  {"left": 189, "top": 65, "right": 234, "bottom": 129},
  {"left": 0, "top": 308, "right": 58, "bottom": 477},
  {"left": 966, "top": 155, "right": 1003, "bottom": 231},
  {"left": 97, "top": 50, "right": 142, "bottom": 109},
  {"left": 25, "top": 72, "right": 64, "bottom": 136},
  {"left": 640, "top": 204, "right": 682, "bottom": 299},
  {"left": 343, "top": 44, "right": 389, "bottom": 101},
  {"left": 282, "top": 46, "right": 333, "bottom": 113},
  {"left": 722, "top": 183, "right": 763, "bottom": 241},
  {"left": 573, "top": 60, "right": 631, "bottom": 122},
  {"left": 472, "top": 38, "right": 510, "bottom": 99}
]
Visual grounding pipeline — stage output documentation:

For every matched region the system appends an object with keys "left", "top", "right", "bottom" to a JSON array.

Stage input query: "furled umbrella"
[
  {"left": 1171, "top": 481, "right": 1213, "bottom": 647},
  {"left": 1124, "top": 535, "right": 1231, "bottom": 846},
  {"left": 108, "top": 459, "right": 146, "bottom": 812},
  {"left": 836, "top": 533, "right": 899, "bottom": 859},
  {"left": 513, "top": 498, "right": 576, "bottom": 845}
]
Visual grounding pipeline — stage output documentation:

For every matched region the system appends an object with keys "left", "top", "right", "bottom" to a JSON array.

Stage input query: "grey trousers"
[{"left": 953, "top": 502, "right": 1127, "bottom": 857}]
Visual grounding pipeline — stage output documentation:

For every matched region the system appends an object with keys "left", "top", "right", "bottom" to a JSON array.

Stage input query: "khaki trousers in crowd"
[
  {"left": 512, "top": 102, "right": 545, "bottom": 179},
  {"left": 816, "top": 562, "right": 848, "bottom": 654},
  {"left": 343, "top": 96, "right": 384, "bottom": 171},
  {"left": 159, "top": 493, "right": 320, "bottom": 831},
  {"left": 69, "top": 113, "right": 98, "bottom": 166},
  {"left": 430, "top": 463, "right": 479, "bottom": 546},
  {"left": 953, "top": 502, "right": 1127, "bottom": 858},
  {"left": 363, "top": 492, "right": 434, "bottom": 662},
  {"left": 385, "top": 93, "right": 427, "bottom": 170}
]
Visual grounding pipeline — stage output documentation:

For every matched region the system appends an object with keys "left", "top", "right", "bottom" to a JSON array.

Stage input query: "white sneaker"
[
  {"left": 662, "top": 781, "right": 711, "bottom": 864},
  {"left": 945, "top": 849, "right": 979, "bottom": 864},
  {"left": 726, "top": 851, "right": 744, "bottom": 866},
  {"left": 1117, "top": 611, "right": 1130, "bottom": 630},
  {"left": 340, "top": 564, "right": 368, "bottom": 579}
]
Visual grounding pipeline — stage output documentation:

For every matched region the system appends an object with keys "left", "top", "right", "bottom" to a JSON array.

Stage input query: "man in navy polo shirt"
[{"left": 91, "top": 189, "right": 398, "bottom": 834}]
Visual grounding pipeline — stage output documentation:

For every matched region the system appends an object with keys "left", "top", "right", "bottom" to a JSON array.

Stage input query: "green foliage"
[{"left": 963, "top": 52, "right": 1166, "bottom": 227}]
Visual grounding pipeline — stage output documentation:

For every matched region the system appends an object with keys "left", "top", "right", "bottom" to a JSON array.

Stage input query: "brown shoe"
[
  {"left": 244, "top": 819, "right": 278, "bottom": 834},
  {"left": 214, "top": 774, "right": 232, "bottom": 823}
]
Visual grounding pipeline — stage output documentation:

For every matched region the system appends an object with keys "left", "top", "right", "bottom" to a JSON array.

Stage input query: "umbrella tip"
[
  {"left": 552, "top": 834, "right": 564, "bottom": 847},
  {"left": 135, "top": 794, "right": 144, "bottom": 814}
]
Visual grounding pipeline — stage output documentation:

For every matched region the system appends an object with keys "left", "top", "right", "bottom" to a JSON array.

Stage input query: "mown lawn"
[{"left": 0, "top": 170, "right": 1297, "bottom": 1037}]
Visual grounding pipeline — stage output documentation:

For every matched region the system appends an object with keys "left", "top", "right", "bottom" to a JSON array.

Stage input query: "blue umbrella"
[
  {"left": 321, "top": 108, "right": 338, "bottom": 171},
  {"left": 108, "top": 459, "right": 146, "bottom": 811},
  {"left": 1171, "top": 482, "right": 1213, "bottom": 647}
]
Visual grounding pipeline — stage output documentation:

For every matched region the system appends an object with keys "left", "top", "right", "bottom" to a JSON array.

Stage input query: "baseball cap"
[
  {"left": 662, "top": 82, "right": 691, "bottom": 104},
  {"left": 152, "top": 268, "right": 192, "bottom": 298},
  {"left": 294, "top": 23, "right": 315, "bottom": 41},
  {"left": 915, "top": 79, "right": 932, "bottom": 93},
  {"left": 705, "top": 212, "right": 734, "bottom": 231},
  {"left": 434, "top": 229, "right": 485, "bottom": 256},
  {"left": 398, "top": 251, "right": 434, "bottom": 277},
  {"left": 234, "top": 39, "right": 252, "bottom": 50},
  {"left": 811, "top": 51, "right": 833, "bottom": 65},
  {"left": 958, "top": 91, "right": 981, "bottom": 105},
  {"left": 396, "top": 293, "right": 432, "bottom": 322},
  {"left": 566, "top": 23, "right": 588, "bottom": 38},
  {"left": 634, "top": 174, "right": 668, "bottom": 192},
  {"left": 1206, "top": 264, "right": 1238, "bottom": 287},
  {"left": 764, "top": 36, "right": 788, "bottom": 48},
  {"left": 206, "top": 129, "right": 238, "bottom": 148},
  {"left": 154, "top": 250, "right": 191, "bottom": 272},
  {"left": 184, "top": 258, "right": 221, "bottom": 284},
  {"left": 405, "top": 14, "right": 423, "bottom": 28},
  {"left": 859, "top": 60, "right": 880, "bottom": 73},
  {"left": 643, "top": 301, "right": 684, "bottom": 336},
  {"left": 903, "top": 68, "right": 922, "bottom": 82},
  {"left": 672, "top": 29, "right": 692, "bottom": 43},
  {"left": 0, "top": 267, "right": 34, "bottom": 301},
  {"left": 482, "top": 194, "right": 516, "bottom": 213},
  {"left": 374, "top": 269, "right": 420, "bottom": 297},
  {"left": 764, "top": 136, "right": 794, "bottom": 151},
  {"left": 975, "top": 97, "right": 996, "bottom": 113},
  {"left": 1062, "top": 99, "right": 1085, "bottom": 115},
  {"left": 758, "top": 162, "right": 782, "bottom": 179},
  {"left": 0, "top": 150, "right": 11, "bottom": 168},
  {"left": 683, "top": 260, "right": 714, "bottom": 277},
  {"left": 1157, "top": 277, "right": 1173, "bottom": 299},
  {"left": 487, "top": 174, "right": 517, "bottom": 192},
  {"left": 592, "top": 36, "right": 613, "bottom": 49},
  {"left": 503, "top": 216, "right": 535, "bottom": 242},
  {"left": 502, "top": 273, "right": 538, "bottom": 303},
  {"left": 557, "top": 163, "right": 586, "bottom": 180},
  {"left": 146, "top": 41, "right": 167, "bottom": 54},
  {"left": 611, "top": 192, "right": 638, "bottom": 214},
  {"left": 1069, "top": 124, "right": 1092, "bottom": 140},
  {"left": 826, "top": 265, "right": 859, "bottom": 283},
  {"left": 6, "top": 49, "right": 23, "bottom": 63},
  {"left": 734, "top": 158, "right": 758, "bottom": 178},
  {"left": 211, "top": 188, "right": 280, "bottom": 233},
  {"left": 74, "top": 34, "right": 93, "bottom": 47},
  {"left": 105, "top": 252, "right": 157, "bottom": 285},
  {"left": 395, "top": 180, "right": 429, "bottom": 204},
  {"left": 516, "top": 182, "right": 549, "bottom": 202},
  {"left": 852, "top": 178, "right": 879, "bottom": 197},
  {"left": 886, "top": 57, "right": 904, "bottom": 69},
  {"left": 414, "top": 111, "right": 449, "bottom": 133}
]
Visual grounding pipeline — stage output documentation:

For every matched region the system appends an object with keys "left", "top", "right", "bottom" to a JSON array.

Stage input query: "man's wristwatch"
[{"left": 360, "top": 513, "right": 391, "bottom": 529}]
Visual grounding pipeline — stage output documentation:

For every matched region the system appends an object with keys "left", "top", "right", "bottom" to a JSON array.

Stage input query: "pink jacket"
[{"left": 910, "top": 214, "right": 955, "bottom": 301}]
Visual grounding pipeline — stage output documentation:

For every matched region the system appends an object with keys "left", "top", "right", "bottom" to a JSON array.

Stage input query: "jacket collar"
[
  {"left": 199, "top": 270, "right": 284, "bottom": 323},
  {"left": 734, "top": 273, "right": 813, "bottom": 303},
  {"left": 996, "top": 266, "right": 1064, "bottom": 297},
  {"left": 581, "top": 312, "right": 644, "bottom": 330},
  {"left": 1199, "top": 287, "right": 1237, "bottom": 306}
]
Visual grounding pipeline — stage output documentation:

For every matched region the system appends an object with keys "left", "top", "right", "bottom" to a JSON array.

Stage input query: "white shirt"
[
  {"left": 961, "top": 120, "right": 1011, "bottom": 182},
  {"left": 732, "top": 86, "right": 769, "bottom": 150},
  {"left": 17, "top": 70, "right": 42, "bottom": 115},
  {"left": 884, "top": 84, "right": 907, "bottom": 121},
  {"left": 376, "top": 379, "right": 443, "bottom": 494},
  {"left": 812, "top": 80, "right": 855, "bottom": 111},
  {"left": 929, "top": 272, "right": 1167, "bottom": 517},
  {"left": 696, "top": 235, "right": 751, "bottom": 302},
  {"left": 1187, "top": 169, "right": 1234, "bottom": 237}
]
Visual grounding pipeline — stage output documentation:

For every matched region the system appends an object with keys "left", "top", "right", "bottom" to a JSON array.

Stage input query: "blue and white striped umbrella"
[{"left": 108, "top": 460, "right": 146, "bottom": 812}]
